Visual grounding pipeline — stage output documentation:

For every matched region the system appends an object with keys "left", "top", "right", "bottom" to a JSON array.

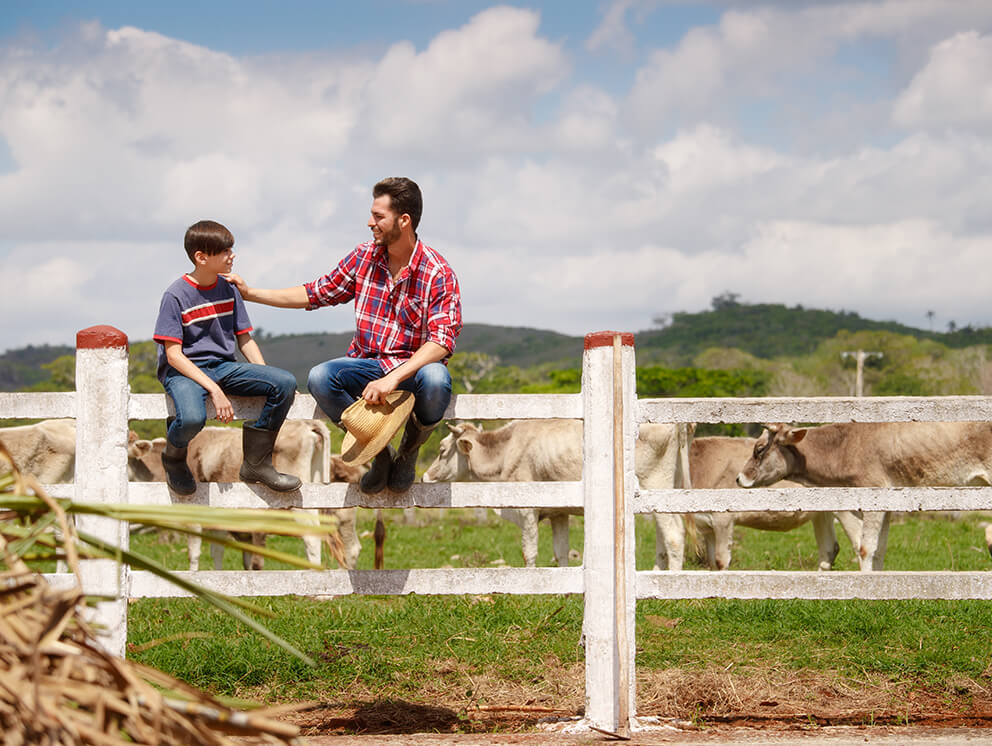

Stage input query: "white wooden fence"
[{"left": 2, "top": 324, "right": 992, "bottom": 735}]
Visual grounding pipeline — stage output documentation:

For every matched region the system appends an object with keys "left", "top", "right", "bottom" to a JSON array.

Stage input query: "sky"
[{"left": 1, "top": 0, "right": 991, "bottom": 354}]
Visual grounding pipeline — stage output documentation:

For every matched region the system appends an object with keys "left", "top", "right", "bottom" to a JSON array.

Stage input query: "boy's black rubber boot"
[
  {"left": 161, "top": 441, "right": 196, "bottom": 496},
  {"left": 360, "top": 446, "right": 394, "bottom": 494},
  {"left": 387, "top": 415, "right": 437, "bottom": 493},
  {"left": 239, "top": 424, "right": 302, "bottom": 492}
]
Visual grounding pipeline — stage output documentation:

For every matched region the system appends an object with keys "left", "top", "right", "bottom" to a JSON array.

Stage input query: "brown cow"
[
  {"left": 689, "top": 436, "right": 861, "bottom": 571},
  {"left": 422, "top": 419, "right": 691, "bottom": 570},
  {"left": 128, "top": 421, "right": 364, "bottom": 570},
  {"left": 736, "top": 422, "right": 992, "bottom": 570}
]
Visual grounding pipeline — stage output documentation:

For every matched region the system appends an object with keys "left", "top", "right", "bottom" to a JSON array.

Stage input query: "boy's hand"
[{"left": 210, "top": 390, "right": 235, "bottom": 423}]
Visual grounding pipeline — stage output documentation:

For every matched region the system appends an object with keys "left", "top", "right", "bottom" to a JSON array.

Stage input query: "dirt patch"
[{"left": 273, "top": 666, "right": 992, "bottom": 740}]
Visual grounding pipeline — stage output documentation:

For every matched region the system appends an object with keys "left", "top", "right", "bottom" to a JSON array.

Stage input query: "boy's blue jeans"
[
  {"left": 163, "top": 360, "right": 297, "bottom": 448},
  {"left": 307, "top": 357, "right": 451, "bottom": 427}
]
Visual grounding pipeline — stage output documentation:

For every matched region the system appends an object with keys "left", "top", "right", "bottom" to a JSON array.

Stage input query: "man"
[{"left": 225, "top": 177, "right": 462, "bottom": 494}]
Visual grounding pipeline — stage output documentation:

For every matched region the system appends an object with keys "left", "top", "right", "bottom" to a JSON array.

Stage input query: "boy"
[{"left": 153, "top": 219, "right": 301, "bottom": 495}]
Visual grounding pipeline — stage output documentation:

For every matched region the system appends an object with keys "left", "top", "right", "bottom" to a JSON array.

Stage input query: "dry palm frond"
[{"left": 0, "top": 443, "right": 309, "bottom": 744}]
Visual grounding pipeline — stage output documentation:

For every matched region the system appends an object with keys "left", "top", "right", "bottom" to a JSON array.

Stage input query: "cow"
[
  {"left": 128, "top": 420, "right": 364, "bottom": 571},
  {"left": 0, "top": 419, "right": 76, "bottom": 483},
  {"left": 735, "top": 422, "right": 992, "bottom": 570},
  {"left": 688, "top": 436, "right": 862, "bottom": 571},
  {"left": 421, "top": 419, "right": 692, "bottom": 570}
]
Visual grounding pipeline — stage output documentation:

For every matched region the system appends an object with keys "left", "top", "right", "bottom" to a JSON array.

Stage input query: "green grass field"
[{"left": 125, "top": 508, "right": 992, "bottom": 718}]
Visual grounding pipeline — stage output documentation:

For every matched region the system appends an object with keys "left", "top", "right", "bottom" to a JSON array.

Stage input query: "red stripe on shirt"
[{"left": 181, "top": 300, "right": 235, "bottom": 326}]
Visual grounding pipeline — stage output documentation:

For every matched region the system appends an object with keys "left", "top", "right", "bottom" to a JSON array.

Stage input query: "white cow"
[
  {"left": 422, "top": 419, "right": 691, "bottom": 570},
  {"left": 128, "top": 420, "right": 364, "bottom": 571},
  {"left": 689, "top": 436, "right": 861, "bottom": 571},
  {"left": 736, "top": 422, "right": 992, "bottom": 570},
  {"left": 0, "top": 419, "right": 76, "bottom": 483}
]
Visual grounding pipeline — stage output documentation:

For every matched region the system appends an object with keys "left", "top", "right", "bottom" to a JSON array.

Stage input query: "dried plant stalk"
[{"left": 0, "top": 443, "right": 305, "bottom": 745}]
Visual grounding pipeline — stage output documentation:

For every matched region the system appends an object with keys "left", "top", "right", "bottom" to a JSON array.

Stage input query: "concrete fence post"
[
  {"left": 582, "top": 331, "right": 637, "bottom": 733},
  {"left": 75, "top": 325, "right": 131, "bottom": 658}
]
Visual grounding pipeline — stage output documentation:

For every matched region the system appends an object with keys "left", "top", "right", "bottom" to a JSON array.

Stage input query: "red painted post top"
[
  {"left": 584, "top": 331, "right": 635, "bottom": 350},
  {"left": 76, "top": 325, "right": 129, "bottom": 350}
]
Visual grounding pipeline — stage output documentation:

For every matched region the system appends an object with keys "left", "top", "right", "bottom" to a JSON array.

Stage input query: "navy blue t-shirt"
[{"left": 153, "top": 274, "right": 253, "bottom": 382}]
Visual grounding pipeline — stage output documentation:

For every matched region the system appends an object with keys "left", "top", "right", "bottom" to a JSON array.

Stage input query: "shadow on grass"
[{"left": 300, "top": 699, "right": 464, "bottom": 735}]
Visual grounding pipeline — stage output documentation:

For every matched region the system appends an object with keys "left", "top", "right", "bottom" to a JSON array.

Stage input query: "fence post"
[
  {"left": 582, "top": 331, "right": 637, "bottom": 733},
  {"left": 75, "top": 325, "right": 131, "bottom": 658}
]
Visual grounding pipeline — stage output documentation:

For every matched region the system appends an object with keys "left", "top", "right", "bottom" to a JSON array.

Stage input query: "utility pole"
[{"left": 840, "top": 350, "right": 883, "bottom": 397}]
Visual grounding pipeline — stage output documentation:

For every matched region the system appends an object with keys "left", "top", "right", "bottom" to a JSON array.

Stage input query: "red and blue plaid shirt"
[{"left": 303, "top": 239, "right": 462, "bottom": 372}]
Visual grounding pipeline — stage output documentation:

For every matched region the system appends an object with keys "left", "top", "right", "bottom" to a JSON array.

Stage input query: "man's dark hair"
[
  {"left": 373, "top": 177, "right": 423, "bottom": 232},
  {"left": 184, "top": 220, "right": 234, "bottom": 262}
]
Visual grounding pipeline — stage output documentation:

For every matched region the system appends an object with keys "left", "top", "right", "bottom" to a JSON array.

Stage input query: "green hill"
[
  {"left": 3, "top": 301, "right": 989, "bottom": 391},
  {"left": 0, "top": 344, "right": 76, "bottom": 391}
]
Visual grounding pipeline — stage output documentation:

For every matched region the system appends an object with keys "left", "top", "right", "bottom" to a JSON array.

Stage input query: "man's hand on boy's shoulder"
[{"left": 221, "top": 272, "right": 246, "bottom": 293}]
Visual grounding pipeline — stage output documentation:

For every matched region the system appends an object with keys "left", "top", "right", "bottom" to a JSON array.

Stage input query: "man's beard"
[{"left": 376, "top": 222, "right": 402, "bottom": 247}]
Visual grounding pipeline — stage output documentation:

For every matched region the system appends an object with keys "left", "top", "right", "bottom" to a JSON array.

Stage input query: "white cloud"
[
  {"left": 652, "top": 124, "right": 787, "bottom": 193},
  {"left": 623, "top": 1, "right": 992, "bottom": 134},
  {"left": 893, "top": 31, "right": 992, "bottom": 132},
  {"left": 363, "top": 6, "right": 567, "bottom": 154}
]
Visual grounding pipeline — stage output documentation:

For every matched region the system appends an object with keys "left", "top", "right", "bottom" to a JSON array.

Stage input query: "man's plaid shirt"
[{"left": 303, "top": 239, "right": 462, "bottom": 372}]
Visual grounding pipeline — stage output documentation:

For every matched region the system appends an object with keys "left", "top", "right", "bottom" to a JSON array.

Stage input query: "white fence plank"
[
  {"left": 126, "top": 392, "right": 584, "bottom": 422},
  {"left": 117, "top": 481, "right": 585, "bottom": 510},
  {"left": 121, "top": 567, "right": 584, "bottom": 598},
  {"left": 636, "top": 486, "right": 992, "bottom": 513},
  {"left": 638, "top": 395, "right": 992, "bottom": 424},
  {"left": 445, "top": 393, "right": 582, "bottom": 420},
  {"left": 0, "top": 391, "right": 76, "bottom": 419},
  {"left": 638, "top": 571, "right": 992, "bottom": 600}
]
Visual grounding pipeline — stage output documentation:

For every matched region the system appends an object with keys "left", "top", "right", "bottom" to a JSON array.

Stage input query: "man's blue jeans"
[
  {"left": 163, "top": 360, "right": 297, "bottom": 447},
  {"left": 307, "top": 357, "right": 452, "bottom": 427}
]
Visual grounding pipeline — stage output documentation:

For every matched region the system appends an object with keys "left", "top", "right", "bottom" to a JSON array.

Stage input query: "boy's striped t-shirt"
[{"left": 153, "top": 274, "right": 253, "bottom": 381}]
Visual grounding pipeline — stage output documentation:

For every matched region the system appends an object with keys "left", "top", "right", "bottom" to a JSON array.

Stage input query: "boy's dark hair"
[
  {"left": 184, "top": 220, "right": 234, "bottom": 262},
  {"left": 373, "top": 177, "right": 422, "bottom": 232}
]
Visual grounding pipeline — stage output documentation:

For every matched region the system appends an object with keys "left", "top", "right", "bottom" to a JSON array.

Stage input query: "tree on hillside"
[
  {"left": 448, "top": 352, "right": 499, "bottom": 394},
  {"left": 710, "top": 291, "right": 741, "bottom": 311}
]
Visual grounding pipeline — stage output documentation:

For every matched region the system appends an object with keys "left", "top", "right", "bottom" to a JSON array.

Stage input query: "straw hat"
[{"left": 339, "top": 390, "right": 415, "bottom": 465}]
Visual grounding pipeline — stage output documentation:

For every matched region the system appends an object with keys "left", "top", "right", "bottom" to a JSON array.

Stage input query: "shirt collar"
[{"left": 376, "top": 237, "right": 423, "bottom": 276}]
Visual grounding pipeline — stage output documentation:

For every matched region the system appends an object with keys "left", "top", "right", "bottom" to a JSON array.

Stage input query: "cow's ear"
[
  {"left": 456, "top": 438, "right": 474, "bottom": 455},
  {"left": 784, "top": 428, "right": 807, "bottom": 444},
  {"left": 131, "top": 440, "right": 152, "bottom": 457}
]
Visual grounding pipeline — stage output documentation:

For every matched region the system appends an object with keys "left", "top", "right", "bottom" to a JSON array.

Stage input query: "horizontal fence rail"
[
  {"left": 45, "top": 480, "right": 586, "bottom": 511},
  {"left": 639, "top": 395, "right": 992, "bottom": 424},
  {"left": 636, "top": 486, "right": 992, "bottom": 514},
  {"left": 637, "top": 571, "right": 992, "bottom": 600}
]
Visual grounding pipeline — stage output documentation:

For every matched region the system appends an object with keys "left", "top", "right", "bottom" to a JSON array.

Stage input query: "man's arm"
[
  {"left": 224, "top": 273, "right": 309, "bottom": 308},
  {"left": 361, "top": 341, "right": 449, "bottom": 405},
  {"left": 163, "top": 342, "right": 235, "bottom": 423}
]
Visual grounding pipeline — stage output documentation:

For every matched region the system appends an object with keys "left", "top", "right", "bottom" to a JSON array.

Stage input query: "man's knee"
[
  {"left": 416, "top": 363, "right": 452, "bottom": 394},
  {"left": 413, "top": 364, "right": 452, "bottom": 425},
  {"left": 306, "top": 365, "right": 327, "bottom": 396}
]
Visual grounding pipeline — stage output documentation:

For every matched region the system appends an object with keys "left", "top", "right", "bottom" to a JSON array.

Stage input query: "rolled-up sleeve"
[
  {"left": 304, "top": 250, "right": 358, "bottom": 310},
  {"left": 426, "top": 268, "right": 462, "bottom": 355}
]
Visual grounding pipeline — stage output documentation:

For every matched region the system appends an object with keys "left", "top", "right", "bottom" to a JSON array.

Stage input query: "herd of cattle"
[{"left": 3, "top": 416, "right": 992, "bottom": 572}]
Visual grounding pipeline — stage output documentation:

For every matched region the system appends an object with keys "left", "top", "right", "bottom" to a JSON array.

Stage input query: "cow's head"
[
  {"left": 735, "top": 423, "right": 806, "bottom": 488},
  {"left": 422, "top": 422, "right": 480, "bottom": 483},
  {"left": 127, "top": 432, "right": 167, "bottom": 482},
  {"left": 330, "top": 455, "right": 365, "bottom": 483}
]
